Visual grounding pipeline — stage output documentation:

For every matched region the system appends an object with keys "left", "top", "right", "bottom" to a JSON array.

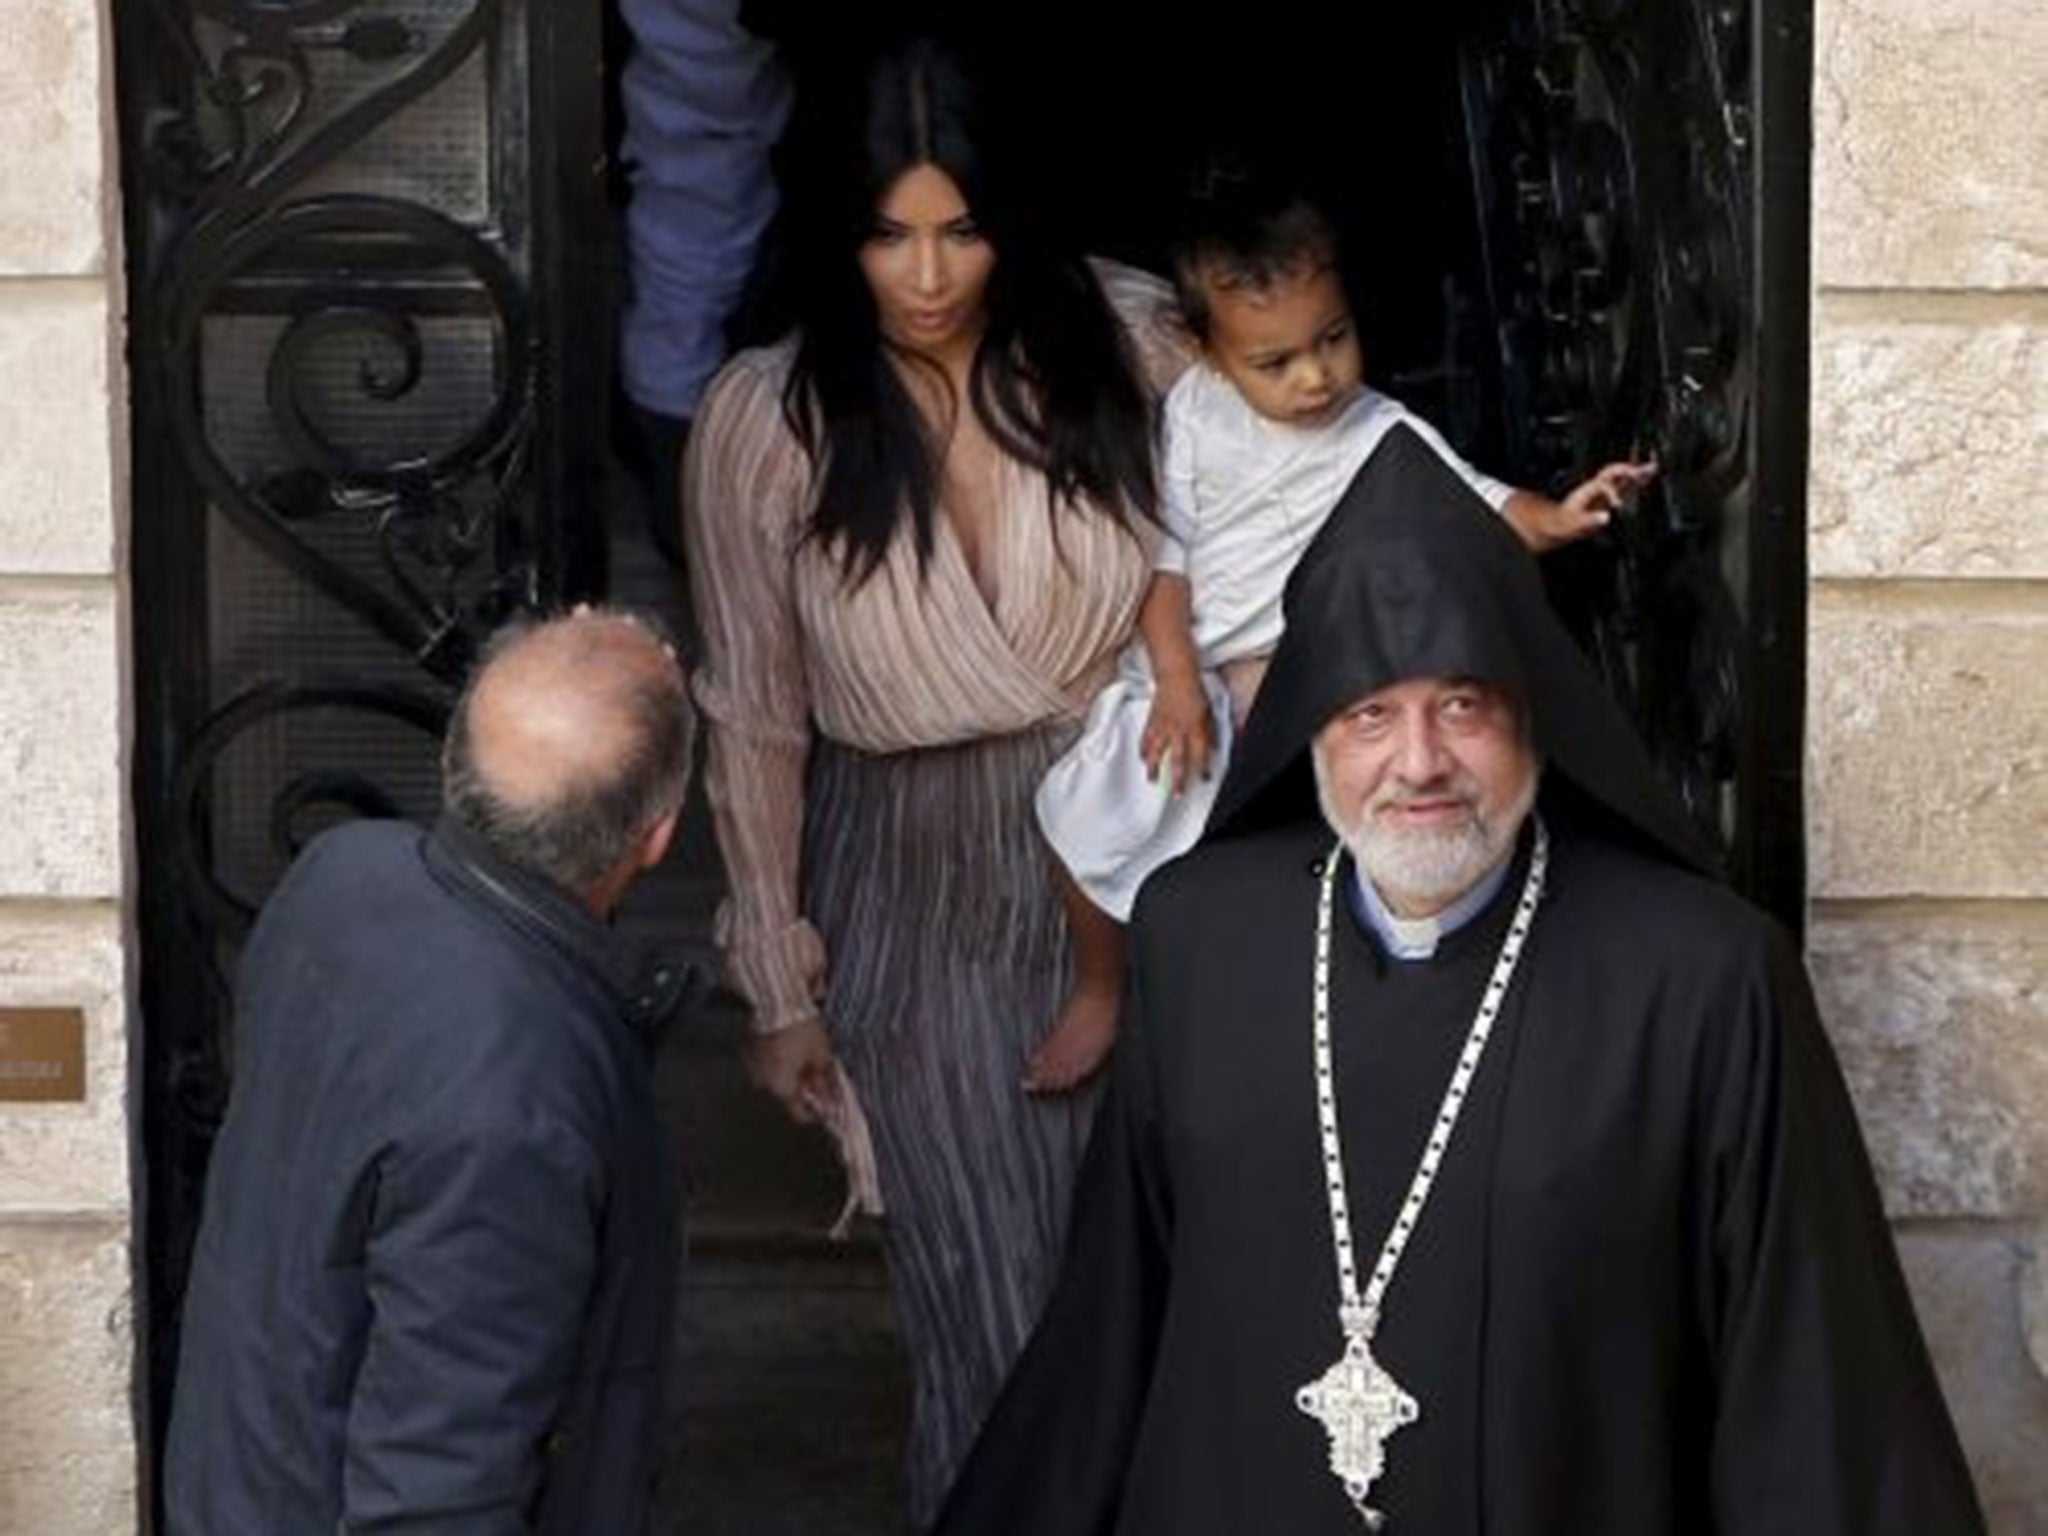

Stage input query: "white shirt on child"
[
  {"left": 1035, "top": 362, "right": 1517, "bottom": 921},
  {"left": 1155, "top": 362, "right": 1513, "bottom": 667}
]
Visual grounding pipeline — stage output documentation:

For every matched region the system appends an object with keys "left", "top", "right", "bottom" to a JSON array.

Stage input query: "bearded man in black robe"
[{"left": 934, "top": 428, "right": 1982, "bottom": 1535}]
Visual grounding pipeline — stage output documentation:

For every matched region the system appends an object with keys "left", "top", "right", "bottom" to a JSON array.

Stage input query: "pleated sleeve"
[
  {"left": 1090, "top": 256, "right": 1196, "bottom": 400},
  {"left": 682, "top": 345, "right": 828, "bottom": 1035}
]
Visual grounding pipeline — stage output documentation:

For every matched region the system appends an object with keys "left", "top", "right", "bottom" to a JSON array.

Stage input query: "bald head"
[{"left": 442, "top": 609, "right": 693, "bottom": 899}]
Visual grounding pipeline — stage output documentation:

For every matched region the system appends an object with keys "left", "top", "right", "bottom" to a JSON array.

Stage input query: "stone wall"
[
  {"left": 1810, "top": 0, "right": 2048, "bottom": 1529},
  {"left": 0, "top": 1, "right": 137, "bottom": 1531}
]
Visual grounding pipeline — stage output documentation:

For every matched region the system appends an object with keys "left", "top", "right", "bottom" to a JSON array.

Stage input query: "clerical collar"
[{"left": 1347, "top": 849, "right": 1514, "bottom": 960}]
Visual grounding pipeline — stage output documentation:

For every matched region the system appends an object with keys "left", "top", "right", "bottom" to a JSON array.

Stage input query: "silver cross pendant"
[{"left": 1294, "top": 1324, "right": 1419, "bottom": 1529}]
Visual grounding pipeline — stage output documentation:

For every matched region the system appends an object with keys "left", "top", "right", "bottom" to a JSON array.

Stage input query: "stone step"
[{"left": 659, "top": 1204, "right": 909, "bottom": 1535}]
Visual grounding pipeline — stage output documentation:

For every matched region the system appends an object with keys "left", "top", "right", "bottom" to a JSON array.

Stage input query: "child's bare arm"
[
  {"left": 1502, "top": 460, "right": 1658, "bottom": 552},
  {"left": 1135, "top": 572, "right": 1213, "bottom": 795}
]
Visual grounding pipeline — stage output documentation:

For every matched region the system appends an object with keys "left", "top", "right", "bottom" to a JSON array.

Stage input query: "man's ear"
[{"left": 636, "top": 807, "right": 682, "bottom": 872}]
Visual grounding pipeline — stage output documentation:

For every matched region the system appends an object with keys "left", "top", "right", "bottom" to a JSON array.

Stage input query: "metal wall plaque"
[{"left": 0, "top": 1008, "right": 86, "bottom": 1103}]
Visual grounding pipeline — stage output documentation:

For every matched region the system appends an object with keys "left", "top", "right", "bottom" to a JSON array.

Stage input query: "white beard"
[{"left": 1315, "top": 755, "right": 1538, "bottom": 915}]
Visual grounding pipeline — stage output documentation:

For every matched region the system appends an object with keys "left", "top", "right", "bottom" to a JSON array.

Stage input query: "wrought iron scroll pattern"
[
  {"left": 128, "top": 0, "right": 552, "bottom": 1072},
  {"left": 172, "top": 680, "right": 451, "bottom": 946},
  {"left": 148, "top": 0, "right": 496, "bottom": 219},
  {"left": 164, "top": 680, "right": 450, "bottom": 1129},
  {"left": 138, "top": 0, "right": 543, "bottom": 946},
  {"left": 1461, "top": 0, "right": 1755, "bottom": 849},
  {"left": 149, "top": 0, "right": 530, "bottom": 685},
  {"left": 160, "top": 191, "right": 534, "bottom": 683}
]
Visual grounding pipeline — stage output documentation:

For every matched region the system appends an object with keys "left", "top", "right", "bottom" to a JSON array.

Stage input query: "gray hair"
[{"left": 441, "top": 609, "right": 695, "bottom": 890}]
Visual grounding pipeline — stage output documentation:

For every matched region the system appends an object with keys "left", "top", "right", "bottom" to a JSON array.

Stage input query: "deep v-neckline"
[
  {"left": 909, "top": 459, "right": 1076, "bottom": 724},
  {"left": 938, "top": 464, "right": 1010, "bottom": 618},
  {"left": 888, "top": 344, "right": 1009, "bottom": 612},
  {"left": 936, "top": 405, "right": 1007, "bottom": 612}
]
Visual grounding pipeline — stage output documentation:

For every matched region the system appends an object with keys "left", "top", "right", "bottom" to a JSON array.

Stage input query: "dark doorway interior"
[
  {"left": 609, "top": 5, "right": 1807, "bottom": 1528},
  {"left": 116, "top": 1, "right": 1806, "bottom": 1530}
]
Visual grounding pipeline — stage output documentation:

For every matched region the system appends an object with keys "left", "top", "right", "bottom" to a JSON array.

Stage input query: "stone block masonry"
[
  {"left": 0, "top": 2, "right": 139, "bottom": 1533},
  {"left": 1812, "top": 1, "right": 2048, "bottom": 1525}
]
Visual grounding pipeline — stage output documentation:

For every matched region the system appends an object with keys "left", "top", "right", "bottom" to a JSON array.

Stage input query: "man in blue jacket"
[{"left": 166, "top": 608, "right": 696, "bottom": 1535}]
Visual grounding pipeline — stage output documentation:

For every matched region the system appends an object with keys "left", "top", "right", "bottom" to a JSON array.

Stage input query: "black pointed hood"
[{"left": 1207, "top": 425, "right": 1719, "bottom": 876}]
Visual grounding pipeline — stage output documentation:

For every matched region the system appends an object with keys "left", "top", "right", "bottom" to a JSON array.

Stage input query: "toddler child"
[{"left": 1022, "top": 168, "right": 1653, "bottom": 1090}]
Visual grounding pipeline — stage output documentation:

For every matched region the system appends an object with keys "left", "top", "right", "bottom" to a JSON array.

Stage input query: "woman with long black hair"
[{"left": 681, "top": 30, "right": 1189, "bottom": 1524}]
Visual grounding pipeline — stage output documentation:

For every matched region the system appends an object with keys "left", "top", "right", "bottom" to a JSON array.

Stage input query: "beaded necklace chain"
[{"left": 1294, "top": 818, "right": 1548, "bottom": 1528}]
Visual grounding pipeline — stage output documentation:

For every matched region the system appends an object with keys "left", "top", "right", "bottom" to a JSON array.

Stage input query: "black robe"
[{"left": 935, "top": 817, "right": 1982, "bottom": 1534}]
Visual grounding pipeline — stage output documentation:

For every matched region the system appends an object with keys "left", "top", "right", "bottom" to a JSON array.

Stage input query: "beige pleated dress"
[{"left": 683, "top": 262, "right": 1189, "bottom": 1525}]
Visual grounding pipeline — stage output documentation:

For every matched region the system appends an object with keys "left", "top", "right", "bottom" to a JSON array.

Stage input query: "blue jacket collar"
[{"left": 425, "top": 813, "right": 698, "bottom": 1038}]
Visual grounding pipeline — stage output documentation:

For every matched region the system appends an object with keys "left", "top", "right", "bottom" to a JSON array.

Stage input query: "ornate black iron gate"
[
  {"left": 112, "top": 0, "right": 1808, "bottom": 1508},
  {"left": 112, "top": 0, "right": 610, "bottom": 1472},
  {"left": 1457, "top": 0, "right": 1809, "bottom": 920}
]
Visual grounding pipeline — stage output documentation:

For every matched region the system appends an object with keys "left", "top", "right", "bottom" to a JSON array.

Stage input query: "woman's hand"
[
  {"left": 746, "top": 1018, "right": 841, "bottom": 1125},
  {"left": 1140, "top": 672, "right": 1216, "bottom": 795}
]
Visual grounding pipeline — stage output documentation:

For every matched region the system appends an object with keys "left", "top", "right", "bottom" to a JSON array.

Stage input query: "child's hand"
[
  {"left": 1556, "top": 460, "right": 1658, "bottom": 544},
  {"left": 1140, "top": 673, "right": 1215, "bottom": 795},
  {"left": 1507, "top": 460, "right": 1656, "bottom": 552}
]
